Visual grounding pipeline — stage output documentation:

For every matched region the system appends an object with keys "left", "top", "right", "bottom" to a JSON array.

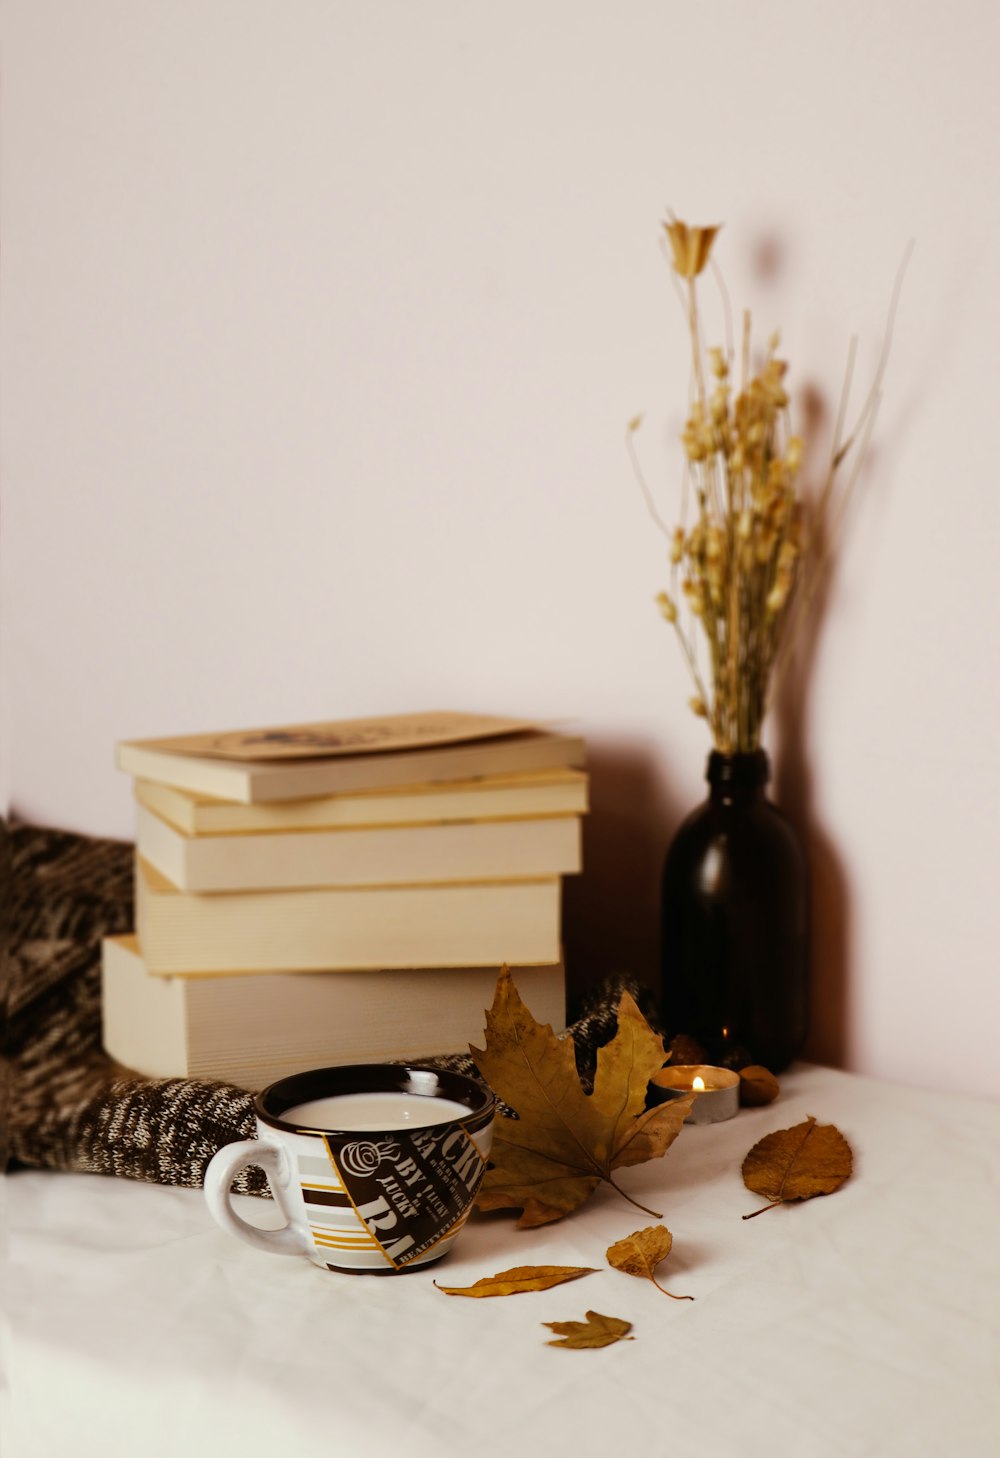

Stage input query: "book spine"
[
  {"left": 243, "top": 735, "right": 587, "bottom": 802},
  {"left": 136, "top": 804, "right": 582, "bottom": 892}
]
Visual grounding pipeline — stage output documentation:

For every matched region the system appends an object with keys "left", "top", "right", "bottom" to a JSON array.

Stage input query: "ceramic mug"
[{"left": 204, "top": 1063, "right": 495, "bottom": 1274}]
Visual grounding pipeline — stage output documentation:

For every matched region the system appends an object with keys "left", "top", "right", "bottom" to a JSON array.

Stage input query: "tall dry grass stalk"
[{"left": 629, "top": 218, "right": 909, "bottom": 753}]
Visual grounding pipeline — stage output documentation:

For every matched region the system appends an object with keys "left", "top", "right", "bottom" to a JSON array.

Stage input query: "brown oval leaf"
[
  {"left": 739, "top": 1065, "right": 780, "bottom": 1107},
  {"left": 606, "top": 1224, "right": 693, "bottom": 1301},
  {"left": 742, "top": 1115, "right": 853, "bottom": 1217},
  {"left": 434, "top": 1265, "right": 596, "bottom": 1298},
  {"left": 543, "top": 1310, "right": 634, "bottom": 1349}
]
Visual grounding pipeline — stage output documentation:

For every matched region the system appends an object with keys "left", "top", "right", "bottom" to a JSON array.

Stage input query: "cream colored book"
[
  {"left": 135, "top": 802, "right": 582, "bottom": 892},
  {"left": 135, "top": 857, "right": 562, "bottom": 973},
  {"left": 101, "top": 935, "right": 566, "bottom": 1087},
  {"left": 134, "top": 767, "right": 589, "bottom": 836},
  {"left": 117, "top": 714, "right": 585, "bottom": 804}
]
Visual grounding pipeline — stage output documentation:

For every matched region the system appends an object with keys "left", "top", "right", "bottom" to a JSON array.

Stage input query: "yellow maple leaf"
[{"left": 470, "top": 970, "right": 693, "bottom": 1227}]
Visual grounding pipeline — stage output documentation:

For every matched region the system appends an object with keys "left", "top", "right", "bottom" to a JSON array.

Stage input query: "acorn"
[
  {"left": 739, "top": 1066, "right": 781, "bottom": 1107},
  {"left": 667, "top": 1033, "right": 707, "bottom": 1066}
]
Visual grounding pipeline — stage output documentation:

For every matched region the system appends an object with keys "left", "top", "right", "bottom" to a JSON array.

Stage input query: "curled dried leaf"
[
  {"left": 543, "top": 1310, "right": 634, "bottom": 1349},
  {"left": 739, "top": 1066, "right": 780, "bottom": 1106},
  {"left": 742, "top": 1116, "right": 853, "bottom": 1218},
  {"left": 606, "top": 1224, "right": 694, "bottom": 1301},
  {"left": 434, "top": 1265, "right": 596, "bottom": 1298}
]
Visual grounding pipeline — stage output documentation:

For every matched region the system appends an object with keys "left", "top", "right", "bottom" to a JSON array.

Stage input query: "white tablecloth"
[{"left": 3, "top": 1063, "right": 999, "bottom": 1458}]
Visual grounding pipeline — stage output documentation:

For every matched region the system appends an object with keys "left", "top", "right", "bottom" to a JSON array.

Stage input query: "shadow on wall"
[
  {"left": 772, "top": 518, "right": 853, "bottom": 1072},
  {"left": 561, "top": 739, "right": 686, "bottom": 1024},
  {"left": 753, "top": 230, "right": 854, "bottom": 1069}
]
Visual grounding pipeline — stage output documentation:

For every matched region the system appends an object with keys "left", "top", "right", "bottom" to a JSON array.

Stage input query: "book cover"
[
  {"left": 135, "top": 802, "right": 582, "bottom": 892},
  {"left": 134, "top": 857, "right": 563, "bottom": 973},
  {"left": 102, "top": 935, "right": 566, "bottom": 1087},
  {"left": 118, "top": 728, "right": 586, "bottom": 805},
  {"left": 128, "top": 710, "right": 536, "bottom": 762}
]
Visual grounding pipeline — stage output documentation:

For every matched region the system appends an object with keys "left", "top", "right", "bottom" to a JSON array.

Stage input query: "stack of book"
[{"left": 102, "top": 711, "right": 587, "bottom": 1089}]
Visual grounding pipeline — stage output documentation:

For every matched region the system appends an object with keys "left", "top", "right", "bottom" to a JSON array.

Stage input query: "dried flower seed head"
[
  {"left": 656, "top": 591, "right": 678, "bottom": 623},
  {"left": 705, "top": 528, "right": 724, "bottom": 563},
  {"left": 708, "top": 347, "right": 729, "bottom": 380},
  {"left": 680, "top": 576, "right": 706, "bottom": 615},
  {"left": 689, "top": 695, "right": 708, "bottom": 718},
  {"left": 766, "top": 579, "right": 790, "bottom": 615},
  {"left": 710, "top": 387, "right": 729, "bottom": 425},
  {"left": 785, "top": 436, "right": 804, "bottom": 474},
  {"left": 756, "top": 532, "right": 776, "bottom": 565},
  {"left": 683, "top": 413, "right": 709, "bottom": 461},
  {"left": 670, "top": 528, "right": 685, "bottom": 565},
  {"left": 761, "top": 359, "right": 789, "bottom": 408},
  {"left": 628, "top": 414, "right": 644, "bottom": 434},
  {"left": 663, "top": 217, "right": 721, "bottom": 279}
]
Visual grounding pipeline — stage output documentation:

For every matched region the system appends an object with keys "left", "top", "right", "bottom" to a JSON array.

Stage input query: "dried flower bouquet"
[{"left": 630, "top": 218, "right": 907, "bottom": 754}]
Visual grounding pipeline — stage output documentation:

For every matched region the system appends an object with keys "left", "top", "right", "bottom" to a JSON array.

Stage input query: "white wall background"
[{"left": 3, "top": 0, "right": 998, "bottom": 1095}]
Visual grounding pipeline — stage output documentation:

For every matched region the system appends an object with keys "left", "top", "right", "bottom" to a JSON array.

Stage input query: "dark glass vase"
[{"left": 659, "top": 750, "right": 808, "bottom": 1073}]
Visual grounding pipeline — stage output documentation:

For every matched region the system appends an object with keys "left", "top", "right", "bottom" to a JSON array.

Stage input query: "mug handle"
[{"left": 204, "top": 1138, "right": 306, "bottom": 1258}]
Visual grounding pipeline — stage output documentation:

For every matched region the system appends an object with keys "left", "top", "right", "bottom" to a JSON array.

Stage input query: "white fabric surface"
[{"left": 3, "top": 1063, "right": 999, "bottom": 1458}]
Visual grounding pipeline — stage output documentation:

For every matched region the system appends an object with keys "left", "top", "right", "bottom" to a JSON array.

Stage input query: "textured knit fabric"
[{"left": 4, "top": 820, "right": 655, "bottom": 1197}]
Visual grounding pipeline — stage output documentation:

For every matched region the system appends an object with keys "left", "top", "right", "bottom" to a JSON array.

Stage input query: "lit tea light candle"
[{"left": 649, "top": 1064, "right": 740, "bottom": 1125}]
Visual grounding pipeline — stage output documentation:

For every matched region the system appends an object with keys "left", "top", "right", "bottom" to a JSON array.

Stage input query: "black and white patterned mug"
[{"left": 204, "top": 1064, "right": 496, "bottom": 1273}]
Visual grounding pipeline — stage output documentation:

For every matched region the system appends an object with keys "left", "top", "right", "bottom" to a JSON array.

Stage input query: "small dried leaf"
[
  {"left": 434, "top": 1265, "right": 596, "bottom": 1298},
  {"left": 739, "top": 1065, "right": 780, "bottom": 1106},
  {"left": 607, "top": 1224, "right": 694, "bottom": 1301},
  {"left": 543, "top": 1310, "right": 634, "bottom": 1349},
  {"left": 742, "top": 1116, "right": 853, "bottom": 1218}
]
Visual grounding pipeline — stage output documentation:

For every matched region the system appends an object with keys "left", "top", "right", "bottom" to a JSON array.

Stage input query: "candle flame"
[{"left": 693, "top": 1075, "right": 706, "bottom": 1092}]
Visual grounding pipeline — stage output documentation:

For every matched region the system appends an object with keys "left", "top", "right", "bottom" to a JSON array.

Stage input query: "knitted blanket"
[{"left": 4, "top": 821, "right": 653, "bottom": 1196}]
